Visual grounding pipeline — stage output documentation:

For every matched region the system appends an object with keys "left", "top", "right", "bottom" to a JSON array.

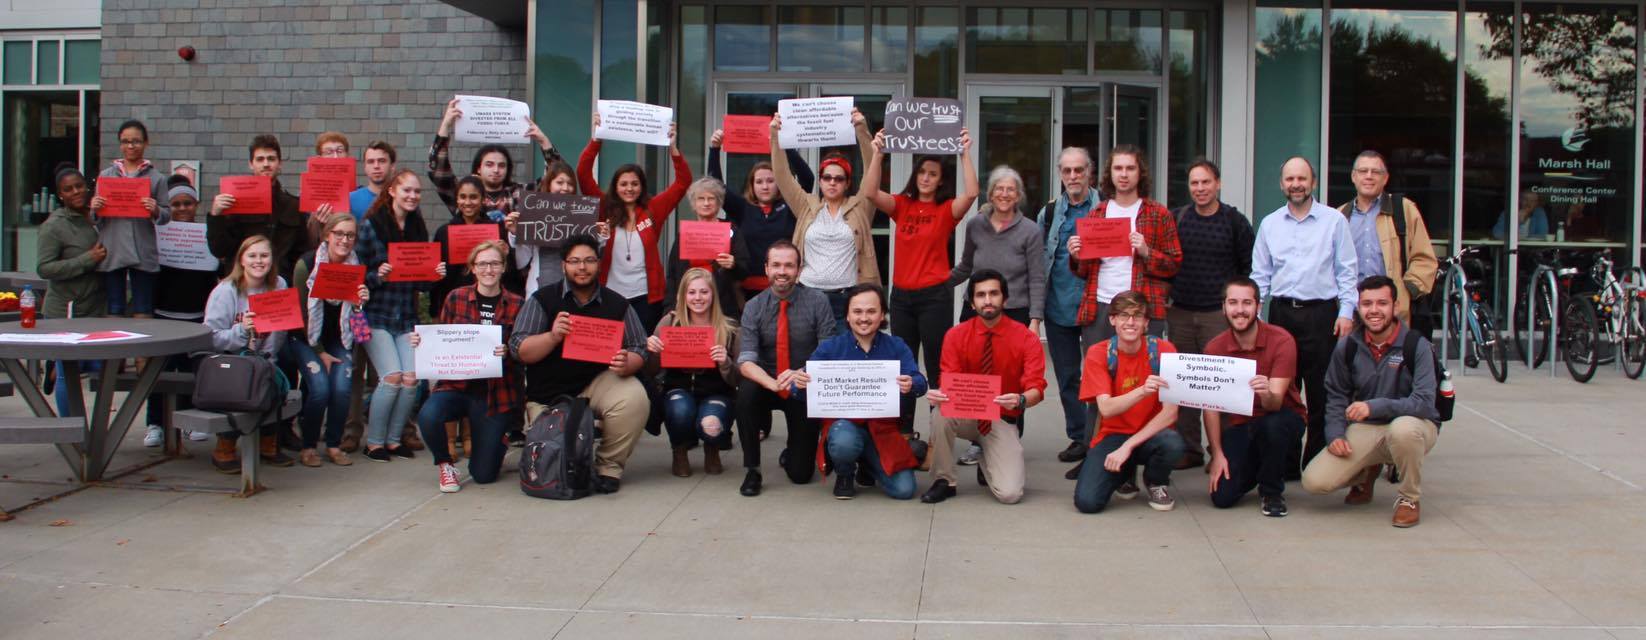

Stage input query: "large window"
[
  {"left": 966, "top": 7, "right": 1088, "bottom": 76},
  {"left": 777, "top": 6, "right": 866, "bottom": 73},
  {"left": 1167, "top": 10, "right": 1212, "bottom": 206},
  {"left": 1252, "top": 4, "right": 1324, "bottom": 219},
  {"left": 1, "top": 35, "right": 101, "bottom": 271},
  {"left": 1462, "top": 4, "right": 1515, "bottom": 243}
]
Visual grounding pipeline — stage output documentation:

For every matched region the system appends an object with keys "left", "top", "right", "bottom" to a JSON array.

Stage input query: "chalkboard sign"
[
  {"left": 514, "top": 191, "right": 601, "bottom": 248},
  {"left": 883, "top": 98, "right": 965, "bottom": 155}
]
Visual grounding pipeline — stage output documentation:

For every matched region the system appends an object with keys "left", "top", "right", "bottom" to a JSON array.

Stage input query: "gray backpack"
[{"left": 519, "top": 396, "right": 596, "bottom": 500}]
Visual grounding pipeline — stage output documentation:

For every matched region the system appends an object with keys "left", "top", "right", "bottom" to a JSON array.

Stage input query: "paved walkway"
[{"left": 1, "top": 359, "right": 1643, "bottom": 639}]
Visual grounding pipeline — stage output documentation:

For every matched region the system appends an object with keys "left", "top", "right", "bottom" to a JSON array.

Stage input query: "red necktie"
[
  {"left": 979, "top": 329, "right": 995, "bottom": 435},
  {"left": 776, "top": 298, "right": 791, "bottom": 399}
]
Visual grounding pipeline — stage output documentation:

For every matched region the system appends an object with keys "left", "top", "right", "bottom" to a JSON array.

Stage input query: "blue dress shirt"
[{"left": 1251, "top": 199, "right": 1360, "bottom": 319}]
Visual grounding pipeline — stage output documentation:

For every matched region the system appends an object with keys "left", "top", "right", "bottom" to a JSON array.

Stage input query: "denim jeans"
[
  {"left": 891, "top": 283, "right": 951, "bottom": 434},
  {"left": 825, "top": 419, "right": 917, "bottom": 500},
  {"left": 364, "top": 328, "right": 418, "bottom": 448},
  {"left": 416, "top": 390, "right": 510, "bottom": 484},
  {"left": 54, "top": 359, "right": 103, "bottom": 418},
  {"left": 1210, "top": 411, "right": 1306, "bottom": 508},
  {"left": 663, "top": 390, "right": 733, "bottom": 449},
  {"left": 1073, "top": 429, "right": 1185, "bottom": 514},
  {"left": 1043, "top": 320, "right": 1087, "bottom": 444},
  {"left": 104, "top": 267, "right": 156, "bottom": 316},
  {"left": 282, "top": 340, "right": 352, "bottom": 449},
  {"left": 821, "top": 287, "right": 850, "bottom": 334}
]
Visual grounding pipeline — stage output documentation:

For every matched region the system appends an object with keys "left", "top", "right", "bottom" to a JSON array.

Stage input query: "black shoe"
[
  {"left": 1261, "top": 495, "right": 1289, "bottom": 518},
  {"left": 855, "top": 463, "right": 876, "bottom": 487},
  {"left": 1064, "top": 460, "right": 1083, "bottom": 480},
  {"left": 833, "top": 473, "right": 856, "bottom": 500},
  {"left": 1057, "top": 441, "right": 1086, "bottom": 463},
  {"left": 920, "top": 479, "right": 955, "bottom": 504},
  {"left": 365, "top": 447, "right": 391, "bottom": 462},
  {"left": 778, "top": 448, "right": 789, "bottom": 469},
  {"left": 739, "top": 469, "right": 762, "bottom": 496},
  {"left": 388, "top": 445, "right": 415, "bottom": 459},
  {"left": 592, "top": 475, "right": 621, "bottom": 494},
  {"left": 976, "top": 466, "right": 989, "bottom": 488},
  {"left": 506, "top": 430, "right": 525, "bottom": 448}
]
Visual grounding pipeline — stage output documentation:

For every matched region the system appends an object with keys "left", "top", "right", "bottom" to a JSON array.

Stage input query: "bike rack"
[
  {"left": 1439, "top": 261, "right": 1470, "bottom": 376},
  {"left": 1526, "top": 265, "right": 1560, "bottom": 377}
]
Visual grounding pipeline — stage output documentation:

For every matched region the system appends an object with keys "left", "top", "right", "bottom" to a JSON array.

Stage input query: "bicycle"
[
  {"left": 1513, "top": 249, "right": 1573, "bottom": 369},
  {"left": 1561, "top": 249, "right": 1646, "bottom": 382},
  {"left": 1438, "top": 246, "right": 1508, "bottom": 382}
]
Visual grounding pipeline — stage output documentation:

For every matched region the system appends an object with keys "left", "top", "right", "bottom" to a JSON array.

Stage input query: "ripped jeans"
[{"left": 662, "top": 390, "right": 732, "bottom": 449}]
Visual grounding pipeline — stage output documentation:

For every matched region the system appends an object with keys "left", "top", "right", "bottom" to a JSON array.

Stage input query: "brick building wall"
[{"left": 98, "top": 0, "right": 528, "bottom": 226}]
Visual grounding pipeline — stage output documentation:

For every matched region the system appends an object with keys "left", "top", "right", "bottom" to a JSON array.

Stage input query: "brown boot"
[
  {"left": 671, "top": 446, "right": 692, "bottom": 478},
  {"left": 339, "top": 430, "right": 361, "bottom": 453},
  {"left": 1346, "top": 464, "right": 1380, "bottom": 505},
  {"left": 703, "top": 445, "right": 723, "bottom": 475},
  {"left": 212, "top": 437, "right": 240, "bottom": 474},
  {"left": 402, "top": 423, "right": 425, "bottom": 451},
  {"left": 1392, "top": 496, "right": 1421, "bottom": 528},
  {"left": 260, "top": 434, "right": 295, "bottom": 467}
]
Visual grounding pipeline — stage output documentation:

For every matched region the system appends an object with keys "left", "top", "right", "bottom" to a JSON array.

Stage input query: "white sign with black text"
[
  {"left": 1158, "top": 353, "right": 1256, "bottom": 417},
  {"left": 805, "top": 359, "right": 900, "bottom": 419},
  {"left": 414, "top": 324, "right": 503, "bottom": 381}
]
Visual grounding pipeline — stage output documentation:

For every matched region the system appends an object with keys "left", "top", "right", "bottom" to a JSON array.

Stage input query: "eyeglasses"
[
  {"left": 1353, "top": 167, "right": 1387, "bottom": 176},
  {"left": 819, "top": 174, "right": 849, "bottom": 184},
  {"left": 563, "top": 257, "right": 601, "bottom": 267},
  {"left": 329, "top": 231, "right": 357, "bottom": 240},
  {"left": 119, "top": 139, "right": 146, "bottom": 147},
  {"left": 472, "top": 260, "right": 505, "bottom": 270},
  {"left": 1111, "top": 312, "right": 1148, "bottom": 324}
]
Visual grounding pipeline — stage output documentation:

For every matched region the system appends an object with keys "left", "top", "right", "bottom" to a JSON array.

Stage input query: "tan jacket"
[
  {"left": 1338, "top": 195, "right": 1438, "bottom": 321},
  {"left": 771, "top": 124, "right": 881, "bottom": 287}
]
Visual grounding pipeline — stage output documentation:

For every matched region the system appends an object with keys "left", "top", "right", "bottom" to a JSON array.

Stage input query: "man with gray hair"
[{"left": 1039, "top": 146, "right": 1103, "bottom": 465}]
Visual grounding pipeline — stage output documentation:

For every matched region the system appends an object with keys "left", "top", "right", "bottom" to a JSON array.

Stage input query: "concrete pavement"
[{"left": 1, "top": 360, "right": 1643, "bottom": 639}]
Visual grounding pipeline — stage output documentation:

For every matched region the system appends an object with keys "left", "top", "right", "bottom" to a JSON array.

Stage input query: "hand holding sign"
[
  {"left": 677, "top": 221, "right": 731, "bottom": 261},
  {"left": 310, "top": 262, "right": 367, "bottom": 302},
  {"left": 657, "top": 326, "right": 716, "bottom": 369},
  {"left": 247, "top": 288, "right": 304, "bottom": 333},
  {"left": 1158, "top": 353, "right": 1257, "bottom": 417},
  {"left": 451, "top": 95, "right": 532, "bottom": 144},
  {"left": 513, "top": 192, "right": 601, "bottom": 248},
  {"left": 1075, "top": 217, "right": 1132, "bottom": 259},
  {"left": 777, "top": 97, "right": 856, "bottom": 149},
  {"left": 595, "top": 100, "right": 674, "bottom": 147},
  {"left": 386, "top": 242, "right": 443, "bottom": 282},
  {"left": 805, "top": 360, "right": 901, "bottom": 419},
  {"left": 219, "top": 176, "right": 273, "bottom": 215},
  {"left": 447, "top": 224, "right": 500, "bottom": 263},
  {"left": 562, "top": 315, "right": 625, "bottom": 364},
  {"left": 414, "top": 324, "right": 503, "bottom": 381},
  {"left": 720, "top": 115, "right": 772, "bottom": 154},
  {"left": 883, "top": 98, "right": 966, "bottom": 155},
  {"left": 938, "top": 373, "right": 1002, "bottom": 421},
  {"left": 95, "top": 177, "right": 153, "bottom": 218}
]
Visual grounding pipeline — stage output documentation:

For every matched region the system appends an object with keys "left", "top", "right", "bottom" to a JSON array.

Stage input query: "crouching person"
[{"left": 414, "top": 241, "right": 523, "bottom": 492}]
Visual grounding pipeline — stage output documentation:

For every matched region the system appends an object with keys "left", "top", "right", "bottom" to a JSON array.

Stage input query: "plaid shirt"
[
  {"left": 1070, "top": 198, "right": 1182, "bottom": 323},
  {"left": 427, "top": 134, "right": 560, "bottom": 213},
  {"left": 356, "top": 217, "right": 434, "bottom": 334},
  {"left": 434, "top": 286, "right": 525, "bottom": 416}
]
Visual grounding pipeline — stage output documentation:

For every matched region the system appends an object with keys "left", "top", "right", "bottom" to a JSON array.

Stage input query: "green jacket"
[{"left": 36, "top": 206, "right": 107, "bottom": 318}]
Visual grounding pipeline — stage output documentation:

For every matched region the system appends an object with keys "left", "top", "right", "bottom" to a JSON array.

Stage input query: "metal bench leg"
[
  {"left": 162, "top": 395, "right": 182, "bottom": 457},
  {"left": 238, "top": 430, "right": 263, "bottom": 497}
]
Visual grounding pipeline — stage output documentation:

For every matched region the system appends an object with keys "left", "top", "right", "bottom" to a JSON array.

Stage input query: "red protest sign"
[
  {"left": 677, "top": 221, "right": 731, "bottom": 261},
  {"left": 447, "top": 224, "right": 501, "bottom": 264},
  {"left": 387, "top": 242, "right": 442, "bottom": 282},
  {"left": 219, "top": 176, "right": 273, "bottom": 215},
  {"left": 96, "top": 176, "right": 152, "bottom": 218},
  {"left": 563, "top": 315, "right": 625, "bottom": 364},
  {"left": 938, "top": 373, "right": 1002, "bottom": 421},
  {"left": 299, "top": 171, "right": 352, "bottom": 214},
  {"left": 247, "top": 288, "right": 305, "bottom": 333},
  {"left": 722, "top": 115, "right": 773, "bottom": 154},
  {"left": 310, "top": 262, "right": 366, "bottom": 303},
  {"left": 307, "top": 156, "right": 355, "bottom": 179},
  {"left": 658, "top": 326, "right": 716, "bottom": 369},
  {"left": 1076, "top": 217, "right": 1131, "bottom": 260}
]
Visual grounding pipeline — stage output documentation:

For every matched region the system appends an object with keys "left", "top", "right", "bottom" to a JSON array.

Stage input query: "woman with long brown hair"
[
  {"left": 644, "top": 267, "right": 740, "bottom": 477},
  {"left": 202, "top": 235, "right": 293, "bottom": 472}
]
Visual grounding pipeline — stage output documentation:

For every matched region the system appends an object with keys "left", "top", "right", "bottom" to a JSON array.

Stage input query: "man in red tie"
[
  {"left": 921, "top": 270, "right": 1047, "bottom": 504},
  {"left": 735, "top": 240, "right": 837, "bottom": 496}
]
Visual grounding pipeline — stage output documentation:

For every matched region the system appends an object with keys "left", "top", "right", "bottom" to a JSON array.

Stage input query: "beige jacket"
[
  {"left": 1338, "top": 195, "right": 1438, "bottom": 321},
  {"left": 771, "top": 123, "right": 881, "bottom": 287}
]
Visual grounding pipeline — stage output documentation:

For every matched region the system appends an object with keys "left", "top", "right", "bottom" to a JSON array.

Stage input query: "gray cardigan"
[
  {"left": 1324, "top": 324, "right": 1440, "bottom": 442},
  {"left": 949, "top": 209, "right": 1046, "bottom": 320},
  {"left": 95, "top": 163, "right": 171, "bottom": 272}
]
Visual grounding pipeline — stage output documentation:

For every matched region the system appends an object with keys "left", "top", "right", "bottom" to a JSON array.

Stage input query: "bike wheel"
[
  {"left": 1622, "top": 295, "right": 1646, "bottom": 380},
  {"left": 1475, "top": 305, "right": 1509, "bottom": 383},
  {"left": 1561, "top": 296, "right": 1599, "bottom": 383},
  {"left": 1514, "top": 277, "right": 1556, "bottom": 368}
]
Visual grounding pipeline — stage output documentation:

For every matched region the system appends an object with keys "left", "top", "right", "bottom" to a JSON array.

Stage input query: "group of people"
[{"left": 34, "top": 107, "right": 1444, "bottom": 527}]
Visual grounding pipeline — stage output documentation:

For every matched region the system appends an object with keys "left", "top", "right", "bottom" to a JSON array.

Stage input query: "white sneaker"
[
  {"left": 142, "top": 425, "right": 163, "bottom": 447},
  {"left": 957, "top": 443, "right": 983, "bottom": 466},
  {"left": 187, "top": 431, "right": 211, "bottom": 442},
  {"left": 437, "top": 463, "right": 461, "bottom": 493}
]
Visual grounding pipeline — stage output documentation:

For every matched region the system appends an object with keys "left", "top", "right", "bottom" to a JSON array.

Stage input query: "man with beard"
[
  {"left": 1202, "top": 277, "right": 1307, "bottom": 517},
  {"left": 734, "top": 240, "right": 837, "bottom": 496},
  {"left": 1303, "top": 275, "right": 1440, "bottom": 528},
  {"left": 1250, "top": 156, "right": 1358, "bottom": 476},
  {"left": 920, "top": 270, "right": 1046, "bottom": 505},
  {"left": 208, "top": 134, "right": 309, "bottom": 283}
]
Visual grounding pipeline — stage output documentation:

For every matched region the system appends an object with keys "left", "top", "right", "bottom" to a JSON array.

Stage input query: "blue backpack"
[{"left": 1106, "top": 336, "right": 1161, "bottom": 379}]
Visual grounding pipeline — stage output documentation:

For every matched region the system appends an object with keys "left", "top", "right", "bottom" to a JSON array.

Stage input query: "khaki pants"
[
  {"left": 1301, "top": 417, "right": 1438, "bottom": 502},
  {"left": 526, "top": 370, "right": 649, "bottom": 479},
  {"left": 931, "top": 416, "right": 1026, "bottom": 504}
]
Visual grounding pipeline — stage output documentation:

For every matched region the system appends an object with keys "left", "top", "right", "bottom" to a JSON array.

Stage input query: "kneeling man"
[{"left": 1204, "top": 277, "right": 1307, "bottom": 516}]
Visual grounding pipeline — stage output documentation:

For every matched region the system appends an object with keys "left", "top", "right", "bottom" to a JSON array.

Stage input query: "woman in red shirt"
[
  {"left": 861, "top": 129, "right": 979, "bottom": 433},
  {"left": 577, "top": 115, "right": 692, "bottom": 332}
]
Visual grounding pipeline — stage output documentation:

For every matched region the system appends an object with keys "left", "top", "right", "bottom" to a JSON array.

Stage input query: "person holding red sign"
[
  {"left": 283, "top": 214, "right": 372, "bottom": 467},
  {"left": 663, "top": 178, "right": 749, "bottom": 320},
  {"left": 90, "top": 120, "right": 171, "bottom": 319},
  {"left": 413, "top": 240, "right": 524, "bottom": 493},
  {"left": 578, "top": 113, "right": 693, "bottom": 333},
  {"left": 921, "top": 270, "right": 1046, "bottom": 505},
  {"left": 202, "top": 235, "right": 295, "bottom": 472},
  {"left": 431, "top": 176, "right": 512, "bottom": 318},
  {"left": 511, "top": 235, "right": 651, "bottom": 494},
  {"left": 145, "top": 175, "right": 220, "bottom": 446},
  {"left": 706, "top": 128, "right": 814, "bottom": 301},
  {"left": 356, "top": 169, "right": 448, "bottom": 462},
  {"left": 208, "top": 135, "right": 309, "bottom": 284},
  {"left": 644, "top": 267, "right": 742, "bottom": 478},
  {"left": 299, "top": 131, "right": 352, "bottom": 248},
  {"left": 862, "top": 127, "right": 980, "bottom": 436}
]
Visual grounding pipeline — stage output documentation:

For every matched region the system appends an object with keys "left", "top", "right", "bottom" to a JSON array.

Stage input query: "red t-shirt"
[
  {"left": 1202, "top": 321, "right": 1306, "bottom": 426},
  {"left": 890, "top": 195, "right": 960, "bottom": 289},
  {"left": 1078, "top": 338, "right": 1177, "bottom": 442}
]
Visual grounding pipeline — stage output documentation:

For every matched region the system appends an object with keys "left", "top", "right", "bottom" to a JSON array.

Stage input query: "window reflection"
[
  {"left": 967, "top": 7, "right": 1087, "bottom": 75},
  {"left": 1462, "top": 4, "right": 1515, "bottom": 244},
  {"left": 915, "top": 8, "right": 959, "bottom": 98},
  {"left": 871, "top": 7, "right": 908, "bottom": 73},
  {"left": 1252, "top": 6, "right": 1323, "bottom": 219},
  {"left": 1093, "top": 9, "right": 1162, "bottom": 73},
  {"left": 778, "top": 6, "right": 866, "bottom": 73},
  {"left": 714, "top": 6, "right": 770, "bottom": 72},
  {"left": 1168, "top": 10, "right": 1211, "bottom": 206}
]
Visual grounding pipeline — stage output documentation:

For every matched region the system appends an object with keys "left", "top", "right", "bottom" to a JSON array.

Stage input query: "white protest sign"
[
  {"left": 777, "top": 97, "right": 856, "bottom": 149},
  {"left": 155, "top": 221, "right": 219, "bottom": 271},
  {"left": 414, "top": 324, "right": 503, "bottom": 381},
  {"left": 1158, "top": 353, "right": 1257, "bottom": 417},
  {"left": 805, "top": 359, "right": 900, "bottom": 419},
  {"left": 595, "top": 100, "right": 674, "bottom": 146},
  {"left": 452, "top": 95, "right": 532, "bottom": 144}
]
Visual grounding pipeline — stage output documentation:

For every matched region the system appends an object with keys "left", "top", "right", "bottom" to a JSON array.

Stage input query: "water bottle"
[
  {"left": 19, "top": 285, "right": 36, "bottom": 329},
  {"left": 1438, "top": 369, "right": 1454, "bottom": 400}
]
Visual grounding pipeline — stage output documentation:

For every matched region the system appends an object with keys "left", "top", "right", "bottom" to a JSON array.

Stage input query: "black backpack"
[
  {"left": 519, "top": 395, "right": 596, "bottom": 500},
  {"left": 1342, "top": 330, "right": 1454, "bottom": 424}
]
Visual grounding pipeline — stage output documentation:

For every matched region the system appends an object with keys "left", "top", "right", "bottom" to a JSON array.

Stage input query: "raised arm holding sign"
[
  {"left": 777, "top": 97, "right": 856, "bottom": 149},
  {"left": 595, "top": 100, "right": 674, "bottom": 147},
  {"left": 883, "top": 98, "right": 966, "bottom": 155},
  {"left": 451, "top": 95, "right": 532, "bottom": 144},
  {"left": 513, "top": 191, "right": 601, "bottom": 248}
]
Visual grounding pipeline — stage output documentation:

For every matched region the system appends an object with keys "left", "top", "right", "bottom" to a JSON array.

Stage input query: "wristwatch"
[{"left": 1017, "top": 393, "right": 1027, "bottom": 409}]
